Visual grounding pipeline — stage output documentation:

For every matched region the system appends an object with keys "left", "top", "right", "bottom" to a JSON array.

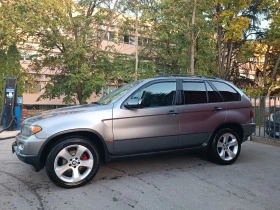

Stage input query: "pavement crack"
[
  {"left": 1, "top": 183, "right": 35, "bottom": 206},
  {"left": 137, "top": 176, "right": 160, "bottom": 191},
  {"left": 188, "top": 172, "right": 259, "bottom": 204},
  {"left": 0, "top": 170, "right": 45, "bottom": 210},
  {"left": 103, "top": 165, "right": 127, "bottom": 174}
]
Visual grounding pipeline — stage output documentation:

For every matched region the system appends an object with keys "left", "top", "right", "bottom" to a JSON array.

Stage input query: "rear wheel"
[
  {"left": 45, "top": 137, "right": 100, "bottom": 188},
  {"left": 210, "top": 128, "right": 241, "bottom": 165}
]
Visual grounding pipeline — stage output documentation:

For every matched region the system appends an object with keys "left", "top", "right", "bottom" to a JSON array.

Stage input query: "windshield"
[{"left": 98, "top": 80, "right": 142, "bottom": 105}]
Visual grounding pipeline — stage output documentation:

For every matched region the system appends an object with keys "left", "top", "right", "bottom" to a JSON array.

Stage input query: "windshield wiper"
[{"left": 91, "top": 101, "right": 102, "bottom": 105}]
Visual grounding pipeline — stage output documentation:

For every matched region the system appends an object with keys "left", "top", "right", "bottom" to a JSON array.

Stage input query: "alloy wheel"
[
  {"left": 54, "top": 145, "right": 94, "bottom": 183},
  {"left": 216, "top": 133, "right": 239, "bottom": 161}
]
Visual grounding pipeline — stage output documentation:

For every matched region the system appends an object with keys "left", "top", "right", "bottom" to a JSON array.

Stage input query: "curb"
[
  {"left": 0, "top": 136, "right": 16, "bottom": 140},
  {"left": 251, "top": 136, "right": 280, "bottom": 147}
]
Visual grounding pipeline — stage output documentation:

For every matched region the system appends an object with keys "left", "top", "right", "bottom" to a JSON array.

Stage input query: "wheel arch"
[
  {"left": 38, "top": 129, "right": 109, "bottom": 169},
  {"left": 208, "top": 123, "right": 244, "bottom": 147}
]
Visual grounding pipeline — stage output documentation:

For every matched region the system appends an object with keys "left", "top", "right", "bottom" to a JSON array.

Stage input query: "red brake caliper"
[{"left": 81, "top": 153, "right": 89, "bottom": 160}]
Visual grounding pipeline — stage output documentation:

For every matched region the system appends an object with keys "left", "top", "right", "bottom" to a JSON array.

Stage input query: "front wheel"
[
  {"left": 45, "top": 137, "right": 100, "bottom": 188},
  {"left": 210, "top": 128, "right": 241, "bottom": 165}
]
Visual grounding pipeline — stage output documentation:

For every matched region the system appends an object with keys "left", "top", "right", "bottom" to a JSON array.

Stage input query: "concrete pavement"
[
  {"left": 0, "top": 130, "right": 19, "bottom": 140},
  {"left": 0, "top": 138, "right": 280, "bottom": 210}
]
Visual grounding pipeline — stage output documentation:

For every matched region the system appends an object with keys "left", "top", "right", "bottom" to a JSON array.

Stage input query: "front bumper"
[
  {"left": 12, "top": 141, "right": 43, "bottom": 171},
  {"left": 12, "top": 133, "right": 46, "bottom": 172},
  {"left": 242, "top": 122, "right": 256, "bottom": 142}
]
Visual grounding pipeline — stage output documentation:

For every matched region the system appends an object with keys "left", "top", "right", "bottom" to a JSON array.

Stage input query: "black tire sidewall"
[
  {"left": 211, "top": 128, "right": 241, "bottom": 165},
  {"left": 45, "top": 137, "right": 100, "bottom": 188}
]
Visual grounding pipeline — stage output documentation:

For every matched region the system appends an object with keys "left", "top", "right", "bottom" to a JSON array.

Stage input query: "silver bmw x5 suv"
[{"left": 13, "top": 75, "right": 256, "bottom": 188}]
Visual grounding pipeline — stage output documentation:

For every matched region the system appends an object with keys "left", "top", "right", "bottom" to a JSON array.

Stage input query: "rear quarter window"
[{"left": 211, "top": 81, "right": 240, "bottom": 102}]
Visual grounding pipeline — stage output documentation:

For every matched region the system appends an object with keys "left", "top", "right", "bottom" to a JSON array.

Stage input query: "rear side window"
[
  {"left": 212, "top": 81, "right": 240, "bottom": 102},
  {"left": 183, "top": 82, "right": 207, "bottom": 104},
  {"left": 205, "top": 82, "right": 221, "bottom": 103}
]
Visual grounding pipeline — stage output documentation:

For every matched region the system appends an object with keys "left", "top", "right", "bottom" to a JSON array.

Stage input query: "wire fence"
[{"left": 250, "top": 96, "right": 280, "bottom": 141}]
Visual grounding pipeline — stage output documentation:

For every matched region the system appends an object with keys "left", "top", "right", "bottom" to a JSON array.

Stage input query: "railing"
[{"left": 250, "top": 96, "right": 280, "bottom": 141}]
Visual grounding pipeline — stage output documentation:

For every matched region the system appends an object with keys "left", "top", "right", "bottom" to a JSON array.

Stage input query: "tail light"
[{"left": 250, "top": 107, "right": 254, "bottom": 120}]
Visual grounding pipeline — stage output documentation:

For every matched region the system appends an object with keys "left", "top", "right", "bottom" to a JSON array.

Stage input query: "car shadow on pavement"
[{"left": 92, "top": 151, "right": 211, "bottom": 183}]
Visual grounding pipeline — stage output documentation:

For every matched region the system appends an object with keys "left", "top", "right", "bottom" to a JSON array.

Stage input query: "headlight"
[{"left": 21, "top": 125, "right": 42, "bottom": 136}]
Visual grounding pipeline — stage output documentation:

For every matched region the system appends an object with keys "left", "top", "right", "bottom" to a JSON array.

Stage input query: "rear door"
[
  {"left": 113, "top": 80, "right": 180, "bottom": 155},
  {"left": 210, "top": 81, "right": 248, "bottom": 124},
  {"left": 178, "top": 80, "right": 227, "bottom": 147}
]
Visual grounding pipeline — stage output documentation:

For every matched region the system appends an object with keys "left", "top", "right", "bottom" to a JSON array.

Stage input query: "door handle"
[
  {"left": 213, "top": 107, "right": 223, "bottom": 111},
  {"left": 168, "top": 110, "right": 178, "bottom": 115}
]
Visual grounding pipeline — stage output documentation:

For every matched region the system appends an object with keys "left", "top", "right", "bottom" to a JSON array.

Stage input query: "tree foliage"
[
  {"left": 1, "top": 0, "right": 137, "bottom": 104},
  {"left": 140, "top": 0, "right": 215, "bottom": 75},
  {"left": 0, "top": 45, "right": 31, "bottom": 111},
  {"left": 1, "top": 0, "right": 280, "bottom": 101}
]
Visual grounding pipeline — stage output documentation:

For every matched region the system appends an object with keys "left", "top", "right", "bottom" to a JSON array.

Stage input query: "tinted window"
[
  {"left": 205, "top": 82, "right": 221, "bottom": 103},
  {"left": 183, "top": 82, "right": 207, "bottom": 104},
  {"left": 212, "top": 82, "right": 240, "bottom": 102},
  {"left": 131, "top": 82, "right": 176, "bottom": 108}
]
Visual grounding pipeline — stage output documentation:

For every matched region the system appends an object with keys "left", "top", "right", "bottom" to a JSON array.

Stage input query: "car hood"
[{"left": 23, "top": 104, "right": 108, "bottom": 125}]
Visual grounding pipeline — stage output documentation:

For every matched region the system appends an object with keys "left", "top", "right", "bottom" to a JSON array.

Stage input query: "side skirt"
[{"left": 104, "top": 144, "right": 208, "bottom": 164}]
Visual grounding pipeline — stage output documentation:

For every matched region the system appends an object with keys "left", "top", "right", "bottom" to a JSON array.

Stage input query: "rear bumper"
[
  {"left": 242, "top": 122, "right": 256, "bottom": 142},
  {"left": 12, "top": 141, "right": 43, "bottom": 172}
]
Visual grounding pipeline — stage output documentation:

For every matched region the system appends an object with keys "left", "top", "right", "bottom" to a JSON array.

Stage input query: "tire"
[
  {"left": 210, "top": 128, "right": 241, "bottom": 165},
  {"left": 45, "top": 137, "right": 100, "bottom": 188}
]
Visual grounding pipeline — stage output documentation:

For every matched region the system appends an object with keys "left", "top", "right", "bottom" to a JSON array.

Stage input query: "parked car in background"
[
  {"left": 265, "top": 111, "right": 280, "bottom": 138},
  {"left": 12, "top": 75, "right": 256, "bottom": 188}
]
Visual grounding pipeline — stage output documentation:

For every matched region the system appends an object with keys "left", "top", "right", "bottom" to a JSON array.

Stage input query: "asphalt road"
[{"left": 0, "top": 138, "right": 280, "bottom": 210}]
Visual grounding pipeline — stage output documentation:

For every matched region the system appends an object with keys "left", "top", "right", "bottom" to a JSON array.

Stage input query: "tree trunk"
[
  {"left": 190, "top": 0, "right": 197, "bottom": 75},
  {"left": 271, "top": 53, "right": 280, "bottom": 80},
  {"left": 77, "top": 81, "right": 83, "bottom": 104},
  {"left": 215, "top": 4, "right": 223, "bottom": 78},
  {"left": 267, "top": 52, "right": 280, "bottom": 96},
  {"left": 220, "top": 42, "right": 227, "bottom": 79},
  {"left": 89, "top": 0, "right": 119, "bottom": 70},
  {"left": 135, "top": 1, "right": 139, "bottom": 81},
  {"left": 263, "top": 45, "right": 270, "bottom": 94},
  {"left": 225, "top": 41, "right": 233, "bottom": 80}
]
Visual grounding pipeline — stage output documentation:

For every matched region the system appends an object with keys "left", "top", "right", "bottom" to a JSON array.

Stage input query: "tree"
[
  {"left": 213, "top": 0, "right": 252, "bottom": 80},
  {"left": 190, "top": 0, "right": 198, "bottom": 75},
  {"left": 140, "top": 0, "right": 215, "bottom": 75},
  {"left": 0, "top": 45, "right": 30, "bottom": 112},
  {"left": 1, "top": 0, "right": 136, "bottom": 104},
  {"left": 257, "top": 0, "right": 280, "bottom": 95}
]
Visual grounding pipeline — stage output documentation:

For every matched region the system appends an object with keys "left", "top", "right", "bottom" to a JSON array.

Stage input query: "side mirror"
[{"left": 124, "top": 98, "right": 142, "bottom": 109}]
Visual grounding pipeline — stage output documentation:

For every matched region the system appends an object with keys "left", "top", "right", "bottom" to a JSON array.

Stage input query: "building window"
[
  {"left": 108, "top": 32, "right": 115, "bottom": 41},
  {"left": 139, "top": 38, "right": 151, "bottom": 46},
  {"left": 123, "top": 35, "right": 129, "bottom": 44},
  {"left": 104, "top": 31, "right": 116, "bottom": 41},
  {"left": 123, "top": 35, "right": 138, "bottom": 45},
  {"left": 129, "top": 36, "right": 135, "bottom": 45},
  {"left": 34, "top": 82, "right": 41, "bottom": 93},
  {"left": 98, "top": 86, "right": 117, "bottom": 95},
  {"left": 20, "top": 50, "right": 41, "bottom": 61}
]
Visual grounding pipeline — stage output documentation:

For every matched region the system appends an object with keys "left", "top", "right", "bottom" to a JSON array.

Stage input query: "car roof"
[{"left": 148, "top": 74, "right": 224, "bottom": 81}]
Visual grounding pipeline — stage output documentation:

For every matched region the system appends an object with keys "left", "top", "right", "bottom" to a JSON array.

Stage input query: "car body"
[{"left": 13, "top": 75, "right": 256, "bottom": 188}]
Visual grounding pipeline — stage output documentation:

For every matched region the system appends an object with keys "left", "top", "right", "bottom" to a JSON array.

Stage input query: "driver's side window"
[{"left": 131, "top": 82, "right": 176, "bottom": 108}]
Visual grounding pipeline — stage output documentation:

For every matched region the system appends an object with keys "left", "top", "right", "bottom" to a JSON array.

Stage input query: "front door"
[{"left": 113, "top": 80, "right": 180, "bottom": 155}]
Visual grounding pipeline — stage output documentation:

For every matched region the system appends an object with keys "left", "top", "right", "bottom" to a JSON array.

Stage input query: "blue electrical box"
[{"left": 14, "top": 97, "right": 23, "bottom": 130}]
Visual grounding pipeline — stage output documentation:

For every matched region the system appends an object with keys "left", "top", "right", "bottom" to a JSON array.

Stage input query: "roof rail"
[{"left": 155, "top": 74, "right": 218, "bottom": 79}]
